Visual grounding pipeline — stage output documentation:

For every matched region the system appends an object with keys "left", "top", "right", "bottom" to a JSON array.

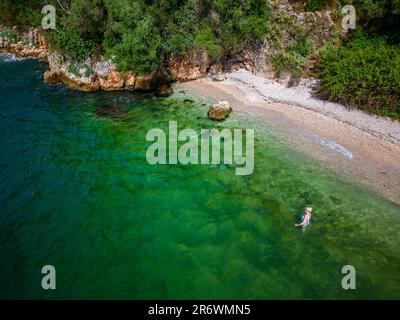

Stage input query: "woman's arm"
[{"left": 294, "top": 214, "right": 309, "bottom": 227}]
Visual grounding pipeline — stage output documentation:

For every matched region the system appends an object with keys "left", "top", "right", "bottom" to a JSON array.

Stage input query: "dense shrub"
[
  {"left": 0, "top": 0, "right": 43, "bottom": 28},
  {"left": 304, "top": 0, "right": 329, "bottom": 11},
  {"left": 49, "top": 29, "right": 97, "bottom": 62},
  {"left": 272, "top": 52, "right": 308, "bottom": 76},
  {"left": 350, "top": 0, "right": 400, "bottom": 42},
  {"left": 1, "top": 0, "right": 270, "bottom": 70},
  {"left": 194, "top": 26, "right": 222, "bottom": 58},
  {"left": 317, "top": 34, "right": 400, "bottom": 119},
  {"left": 102, "top": 1, "right": 162, "bottom": 74},
  {"left": 270, "top": 14, "right": 313, "bottom": 76}
]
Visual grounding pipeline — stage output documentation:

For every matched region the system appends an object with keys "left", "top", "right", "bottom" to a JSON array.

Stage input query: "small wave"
[
  {"left": 0, "top": 53, "right": 24, "bottom": 62},
  {"left": 320, "top": 139, "right": 353, "bottom": 160}
]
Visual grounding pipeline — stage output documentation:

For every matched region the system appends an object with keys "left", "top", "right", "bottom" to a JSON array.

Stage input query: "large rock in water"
[{"left": 208, "top": 101, "right": 232, "bottom": 121}]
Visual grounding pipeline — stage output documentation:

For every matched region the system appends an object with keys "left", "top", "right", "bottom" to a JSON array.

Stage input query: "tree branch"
[{"left": 56, "top": 0, "right": 70, "bottom": 14}]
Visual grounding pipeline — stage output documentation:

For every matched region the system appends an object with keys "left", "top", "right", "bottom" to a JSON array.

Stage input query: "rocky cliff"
[
  {"left": 0, "top": 26, "right": 172, "bottom": 94},
  {"left": 0, "top": 0, "right": 339, "bottom": 92}
]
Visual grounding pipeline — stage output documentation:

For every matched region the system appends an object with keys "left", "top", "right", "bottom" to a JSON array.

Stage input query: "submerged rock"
[
  {"left": 94, "top": 105, "right": 128, "bottom": 120},
  {"left": 208, "top": 101, "right": 232, "bottom": 121},
  {"left": 184, "top": 99, "right": 194, "bottom": 104},
  {"left": 156, "top": 85, "right": 173, "bottom": 97}
]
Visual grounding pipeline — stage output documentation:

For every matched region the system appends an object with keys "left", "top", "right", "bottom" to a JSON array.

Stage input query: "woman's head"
[{"left": 305, "top": 207, "right": 313, "bottom": 214}]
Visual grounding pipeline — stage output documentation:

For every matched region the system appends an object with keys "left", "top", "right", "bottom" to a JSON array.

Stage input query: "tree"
[{"left": 103, "top": 0, "right": 162, "bottom": 74}]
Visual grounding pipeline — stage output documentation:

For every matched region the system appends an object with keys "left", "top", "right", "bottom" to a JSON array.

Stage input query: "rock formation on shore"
[
  {"left": 1, "top": 26, "right": 173, "bottom": 95},
  {"left": 43, "top": 52, "right": 171, "bottom": 93},
  {"left": 0, "top": 27, "right": 47, "bottom": 60}
]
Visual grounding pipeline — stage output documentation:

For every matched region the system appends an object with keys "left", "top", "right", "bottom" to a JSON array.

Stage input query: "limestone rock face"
[
  {"left": 124, "top": 71, "right": 136, "bottom": 89},
  {"left": 44, "top": 53, "right": 171, "bottom": 92},
  {"left": 208, "top": 101, "right": 233, "bottom": 121},
  {"left": 0, "top": 26, "right": 170, "bottom": 93},
  {"left": 134, "top": 74, "right": 153, "bottom": 91},
  {"left": 168, "top": 50, "right": 209, "bottom": 82},
  {"left": 98, "top": 68, "right": 124, "bottom": 91},
  {"left": 277, "top": 71, "right": 292, "bottom": 87},
  {"left": 44, "top": 53, "right": 99, "bottom": 91},
  {"left": 44, "top": 69, "right": 99, "bottom": 92},
  {"left": 135, "top": 68, "right": 170, "bottom": 91},
  {"left": 208, "top": 63, "right": 225, "bottom": 82},
  {"left": 0, "top": 27, "right": 48, "bottom": 60}
]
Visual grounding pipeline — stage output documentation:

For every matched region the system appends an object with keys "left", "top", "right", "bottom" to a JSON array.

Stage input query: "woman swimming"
[{"left": 294, "top": 207, "right": 312, "bottom": 228}]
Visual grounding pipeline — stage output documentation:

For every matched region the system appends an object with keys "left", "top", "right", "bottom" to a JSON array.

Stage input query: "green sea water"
[{"left": 0, "top": 56, "right": 399, "bottom": 299}]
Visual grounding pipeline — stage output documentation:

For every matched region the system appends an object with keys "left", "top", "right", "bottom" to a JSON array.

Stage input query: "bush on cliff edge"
[{"left": 317, "top": 33, "right": 400, "bottom": 119}]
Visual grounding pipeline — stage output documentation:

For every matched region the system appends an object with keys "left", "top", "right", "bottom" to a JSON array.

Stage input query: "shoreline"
[
  {"left": 177, "top": 70, "right": 400, "bottom": 205},
  {"left": 2, "top": 49, "right": 400, "bottom": 204}
]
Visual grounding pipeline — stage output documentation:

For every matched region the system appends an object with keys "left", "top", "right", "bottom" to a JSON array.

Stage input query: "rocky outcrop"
[
  {"left": 0, "top": 27, "right": 48, "bottom": 60},
  {"left": 124, "top": 72, "right": 136, "bottom": 89},
  {"left": 208, "top": 63, "right": 225, "bottom": 81},
  {"left": 44, "top": 53, "right": 99, "bottom": 91},
  {"left": 208, "top": 101, "right": 233, "bottom": 121},
  {"left": 217, "top": 1, "right": 338, "bottom": 86},
  {"left": 221, "top": 40, "right": 276, "bottom": 78},
  {"left": 1, "top": 26, "right": 173, "bottom": 94},
  {"left": 168, "top": 50, "right": 210, "bottom": 82},
  {"left": 98, "top": 69, "right": 124, "bottom": 91},
  {"left": 44, "top": 69, "right": 100, "bottom": 92},
  {"left": 43, "top": 52, "right": 173, "bottom": 94},
  {"left": 2, "top": 1, "right": 338, "bottom": 92}
]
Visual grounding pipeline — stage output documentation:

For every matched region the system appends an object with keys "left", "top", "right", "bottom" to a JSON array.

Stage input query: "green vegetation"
[
  {"left": 0, "top": 29, "right": 17, "bottom": 42},
  {"left": 0, "top": 0, "right": 42, "bottom": 28},
  {"left": 68, "top": 64, "right": 94, "bottom": 78},
  {"left": 315, "top": 1, "right": 400, "bottom": 118},
  {"left": 1, "top": 0, "right": 270, "bottom": 74},
  {"left": 194, "top": 26, "right": 222, "bottom": 58},
  {"left": 304, "top": 0, "right": 332, "bottom": 12},
  {"left": 268, "top": 12, "right": 314, "bottom": 77},
  {"left": 286, "top": 0, "right": 400, "bottom": 118},
  {"left": 317, "top": 34, "right": 400, "bottom": 118}
]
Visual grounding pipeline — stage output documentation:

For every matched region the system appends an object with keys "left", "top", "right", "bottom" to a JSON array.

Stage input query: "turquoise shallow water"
[{"left": 0, "top": 57, "right": 399, "bottom": 299}]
